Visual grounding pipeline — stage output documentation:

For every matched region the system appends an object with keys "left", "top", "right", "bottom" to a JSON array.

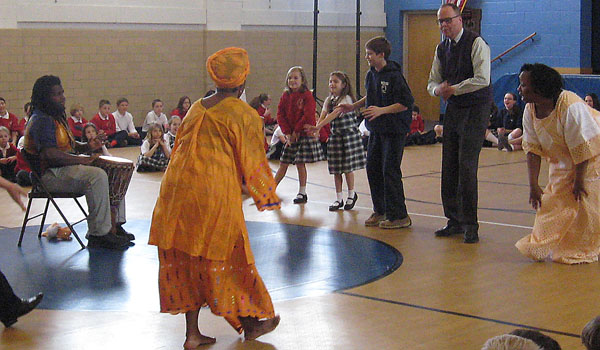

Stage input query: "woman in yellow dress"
[
  {"left": 516, "top": 63, "right": 600, "bottom": 264},
  {"left": 149, "top": 47, "right": 281, "bottom": 347}
]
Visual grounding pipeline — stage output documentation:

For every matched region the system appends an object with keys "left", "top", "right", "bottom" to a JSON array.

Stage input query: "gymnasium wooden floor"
[{"left": 0, "top": 143, "right": 597, "bottom": 350}]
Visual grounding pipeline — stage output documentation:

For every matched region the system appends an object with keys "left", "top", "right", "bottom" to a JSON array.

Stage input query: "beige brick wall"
[{"left": 0, "top": 28, "right": 382, "bottom": 125}]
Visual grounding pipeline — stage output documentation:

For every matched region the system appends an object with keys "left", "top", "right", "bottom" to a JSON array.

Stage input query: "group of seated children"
[
  {"left": 0, "top": 100, "right": 32, "bottom": 185},
  {"left": 431, "top": 91, "right": 524, "bottom": 152},
  {"left": 66, "top": 97, "right": 189, "bottom": 173}
]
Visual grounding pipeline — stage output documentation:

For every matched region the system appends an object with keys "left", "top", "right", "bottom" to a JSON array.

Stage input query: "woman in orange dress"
[
  {"left": 516, "top": 63, "right": 600, "bottom": 264},
  {"left": 149, "top": 47, "right": 281, "bottom": 348}
]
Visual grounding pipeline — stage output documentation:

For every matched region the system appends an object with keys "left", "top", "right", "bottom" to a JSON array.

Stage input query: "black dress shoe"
[
  {"left": 2, "top": 293, "right": 44, "bottom": 327},
  {"left": 344, "top": 193, "right": 358, "bottom": 210},
  {"left": 434, "top": 225, "right": 464, "bottom": 237},
  {"left": 116, "top": 224, "right": 136, "bottom": 241},
  {"left": 464, "top": 231, "right": 479, "bottom": 244},
  {"left": 87, "top": 234, "right": 130, "bottom": 250},
  {"left": 293, "top": 193, "right": 308, "bottom": 204},
  {"left": 329, "top": 200, "right": 344, "bottom": 211}
]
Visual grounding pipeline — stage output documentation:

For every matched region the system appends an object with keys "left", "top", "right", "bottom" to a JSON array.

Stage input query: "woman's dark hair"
[
  {"left": 249, "top": 93, "right": 270, "bottom": 110},
  {"left": 176, "top": 96, "right": 191, "bottom": 113},
  {"left": 31, "top": 75, "right": 64, "bottom": 117},
  {"left": 586, "top": 93, "right": 600, "bottom": 111},
  {"left": 519, "top": 63, "right": 563, "bottom": 101}
]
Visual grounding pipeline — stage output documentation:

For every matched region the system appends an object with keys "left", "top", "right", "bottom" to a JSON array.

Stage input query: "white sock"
[
  {"left": 299, "top": 186, "right": 306, "bottom": 195},
  {"left": 485, "top": 133, "right": 498, "bottom": 144},
  {"left": 336, "top": 192, "right": 343, "bottom": 201},
  {"left": 348, "top": 190, "right": 355, "bottom": 199},
  {"left": 507, "top": 134, "right": 514, "bottom": 141}
]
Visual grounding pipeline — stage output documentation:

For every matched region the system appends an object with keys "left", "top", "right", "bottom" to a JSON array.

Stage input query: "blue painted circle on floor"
[{"left": 0, "top": 220, "right": 402, "bottom": 311}]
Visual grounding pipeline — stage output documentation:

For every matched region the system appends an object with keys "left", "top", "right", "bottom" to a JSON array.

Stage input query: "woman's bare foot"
[
  {"left": 243, "top": 315, "right": 281, "bottom": 341},
  {"left": 183, "top": 334, "right": 216, "bottom": 349}
]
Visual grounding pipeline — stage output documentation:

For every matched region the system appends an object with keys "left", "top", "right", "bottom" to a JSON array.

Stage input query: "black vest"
[{"left": 437, "top": 29, "right": 491, "bottom": 107}]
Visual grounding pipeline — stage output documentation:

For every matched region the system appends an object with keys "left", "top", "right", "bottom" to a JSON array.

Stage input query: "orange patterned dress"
[
  {"left": 149, "top": 97, "right": 280, "bottom": 331},
  {"left": 517, "top": 90, "right": 600, "bottom": 264}
]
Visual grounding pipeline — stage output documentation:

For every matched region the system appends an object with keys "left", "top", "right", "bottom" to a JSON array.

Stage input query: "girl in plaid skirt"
[
  {"left": 274, "top": 66, "right": 325, "bottom": 204},
  {"left": 306, "top": 71, "right": 366, "bottom": 211},
  {"left": 137, "top": 123, "right": 171, "bottom": 172}
]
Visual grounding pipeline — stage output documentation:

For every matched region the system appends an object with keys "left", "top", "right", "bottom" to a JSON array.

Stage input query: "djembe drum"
[{"left": 92, "top": 156, "right": 135, "bottom": 207}]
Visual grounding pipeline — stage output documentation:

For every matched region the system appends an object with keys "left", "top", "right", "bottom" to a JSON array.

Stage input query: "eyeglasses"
[{"left": 437, "top": 15, "right": 460, "bottom": 25}]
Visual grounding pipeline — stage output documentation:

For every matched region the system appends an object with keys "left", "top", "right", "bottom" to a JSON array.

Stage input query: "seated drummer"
[{"left": 23, "top": 75, "right": 133, "bottom": 250}]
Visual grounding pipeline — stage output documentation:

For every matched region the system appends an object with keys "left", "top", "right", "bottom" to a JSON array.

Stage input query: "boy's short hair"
[
  {"left": 169, "top": 115, "right": 181, "bottom": 125},
  {"left": 366, "top": 36, "right": 391, "bottom": 60},
  {"left": 582, "top": 316, "right": 600, "bottom": 350},
  {"left": 152, "top": 99, "right": 163, "bottom": 108},
  {"left": 510, "top": 329, "right": 561, "bottom": 350},
  {"left": 98, "top": 99, "right": 111, "bottom": 108},
  {"left": 413, "top": 105, "right": 420, "bottom": 114},
  {"left": 0, "top": 97, "right": 5, "bottom": 103},
  {"left": 70, "top": 103, "right": 84, "bottom": 116},
  {"left": 116, "top": 97, "right": 129, "bottom": 106},
  {"left": 0, "top": 126, "right": 10, "bottom": 135}
]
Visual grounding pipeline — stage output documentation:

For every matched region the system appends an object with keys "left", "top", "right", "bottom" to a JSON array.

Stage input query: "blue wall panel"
[{"left": 385, "top": 0, "right": 593, "bottom": 84}]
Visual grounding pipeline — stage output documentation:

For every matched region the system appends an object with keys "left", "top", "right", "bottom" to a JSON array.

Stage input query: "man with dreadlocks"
[{"left": 23, "top": 75, "right": 130, "bottom": 250}]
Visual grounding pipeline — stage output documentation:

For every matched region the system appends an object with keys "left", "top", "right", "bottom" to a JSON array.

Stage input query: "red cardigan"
[
  {"left": 257, "top": 105, "right": 276, "bottom": 125},
  {"left": 276, "top": 90, "right": 316, "bottom": 137},
  {"left": 67, "top": 116, "right": 88, "bottom": 139},
  {"left": 0, "top": 112, "right": 19, "bottom": 134},
  {"left": 409, "top": 114, "right": 424, "bottom": 135},
  {"left": 90, "top": 113, "right": 117, "bottom": 136}
]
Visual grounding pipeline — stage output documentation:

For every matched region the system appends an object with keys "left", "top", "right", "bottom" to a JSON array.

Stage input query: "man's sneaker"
[
  {"left": 87, "top": 234, "right": 130, "bottom": 250},
  {"left": 365, "top": 213, "right": 385, "bottom": 227},
  {"left": 379, "top": 216, "right": 412, "bottom": 229}
]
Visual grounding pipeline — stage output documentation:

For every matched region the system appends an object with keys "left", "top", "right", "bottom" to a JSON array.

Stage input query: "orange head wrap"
[{"left": 206, "top": 47, "right": 250, "bottom": 89}]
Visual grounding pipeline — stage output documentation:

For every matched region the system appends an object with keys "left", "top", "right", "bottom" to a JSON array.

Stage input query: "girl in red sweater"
[{"left": 274, "top": 66, "right": 324, "bottom": 204}]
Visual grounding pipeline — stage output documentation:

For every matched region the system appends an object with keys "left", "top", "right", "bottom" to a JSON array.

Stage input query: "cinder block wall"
[{"left": 0, "top": 28, "right": 382, "bottom": 125}]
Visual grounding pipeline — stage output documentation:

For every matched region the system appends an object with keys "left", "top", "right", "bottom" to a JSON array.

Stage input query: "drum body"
[{"left": 94, "top": 156, "right": 134, "bottom": 207}]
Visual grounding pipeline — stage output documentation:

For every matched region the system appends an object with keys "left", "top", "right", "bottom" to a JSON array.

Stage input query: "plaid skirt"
[
  {"left": 327, "top": 129, "right": 366, "bottom": 174},
  {"left": 158, "top": 236, "right": 275, "bottom": 333},
  {"left": 137, "top": 154, "right": 169, "bottom": 172},
  {"left": 280, "top": 136, "right": 325, "bottom": 164}
]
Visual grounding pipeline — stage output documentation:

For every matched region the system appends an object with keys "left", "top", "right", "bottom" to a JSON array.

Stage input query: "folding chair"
[{"left": 18, "top": 156, "right": 88, "bottom": 249}]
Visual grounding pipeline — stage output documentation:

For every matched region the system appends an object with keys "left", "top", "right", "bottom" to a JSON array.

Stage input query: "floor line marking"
[
  {"left": 304, "top": 200, "right": 533, "bottom": 230},
  {"left": 338, "top": 291, "right": 580, "bottom": 338}
]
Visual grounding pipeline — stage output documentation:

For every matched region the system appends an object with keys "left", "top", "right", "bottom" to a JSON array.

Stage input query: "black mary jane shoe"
[
  {"left": 344, "top": 193, "right": 358, "bottom": 210},
  {"left": 293, "top": 193, "right": 308, "bottom": 204},
  {"left": 329, "top": 200, "right": 344, "bottom": 211}
]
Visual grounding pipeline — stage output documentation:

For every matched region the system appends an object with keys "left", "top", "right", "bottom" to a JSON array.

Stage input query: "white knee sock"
[{"left": 486, "top": 133, "right": 498, "bottom": 144}]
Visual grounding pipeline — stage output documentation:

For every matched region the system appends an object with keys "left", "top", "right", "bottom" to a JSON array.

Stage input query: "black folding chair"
[{"left": 18, "top": 156, "right": 88, "bottom": 249}]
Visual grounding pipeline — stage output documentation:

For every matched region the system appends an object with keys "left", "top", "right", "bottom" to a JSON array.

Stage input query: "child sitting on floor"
[
  {"left": 137, "top": 123, "right": 171, "bottom": 172},
  {"left": 164, "top": 116, "right": 181, "bottom": 149},
  {"left": 67, "top": 103, "right": 88, "bottom": 142},
  {"left": 0, "top": 126, "right": 17, "bottom": 182},
  {"left": 82, "top": 123, "right": 111, "bottom": 156}
]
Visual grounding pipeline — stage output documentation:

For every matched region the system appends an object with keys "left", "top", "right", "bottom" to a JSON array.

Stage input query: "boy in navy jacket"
[{"left": 338, "top": 36, "right": 414, "bottom": 229}]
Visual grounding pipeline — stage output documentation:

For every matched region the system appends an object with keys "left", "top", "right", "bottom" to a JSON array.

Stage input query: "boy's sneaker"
[
  {"left": 365, "top": 213, "right": 385, "bottom": 227},
  {"left": 379, "top": 216, "right": 412, "bottom": 229}
]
